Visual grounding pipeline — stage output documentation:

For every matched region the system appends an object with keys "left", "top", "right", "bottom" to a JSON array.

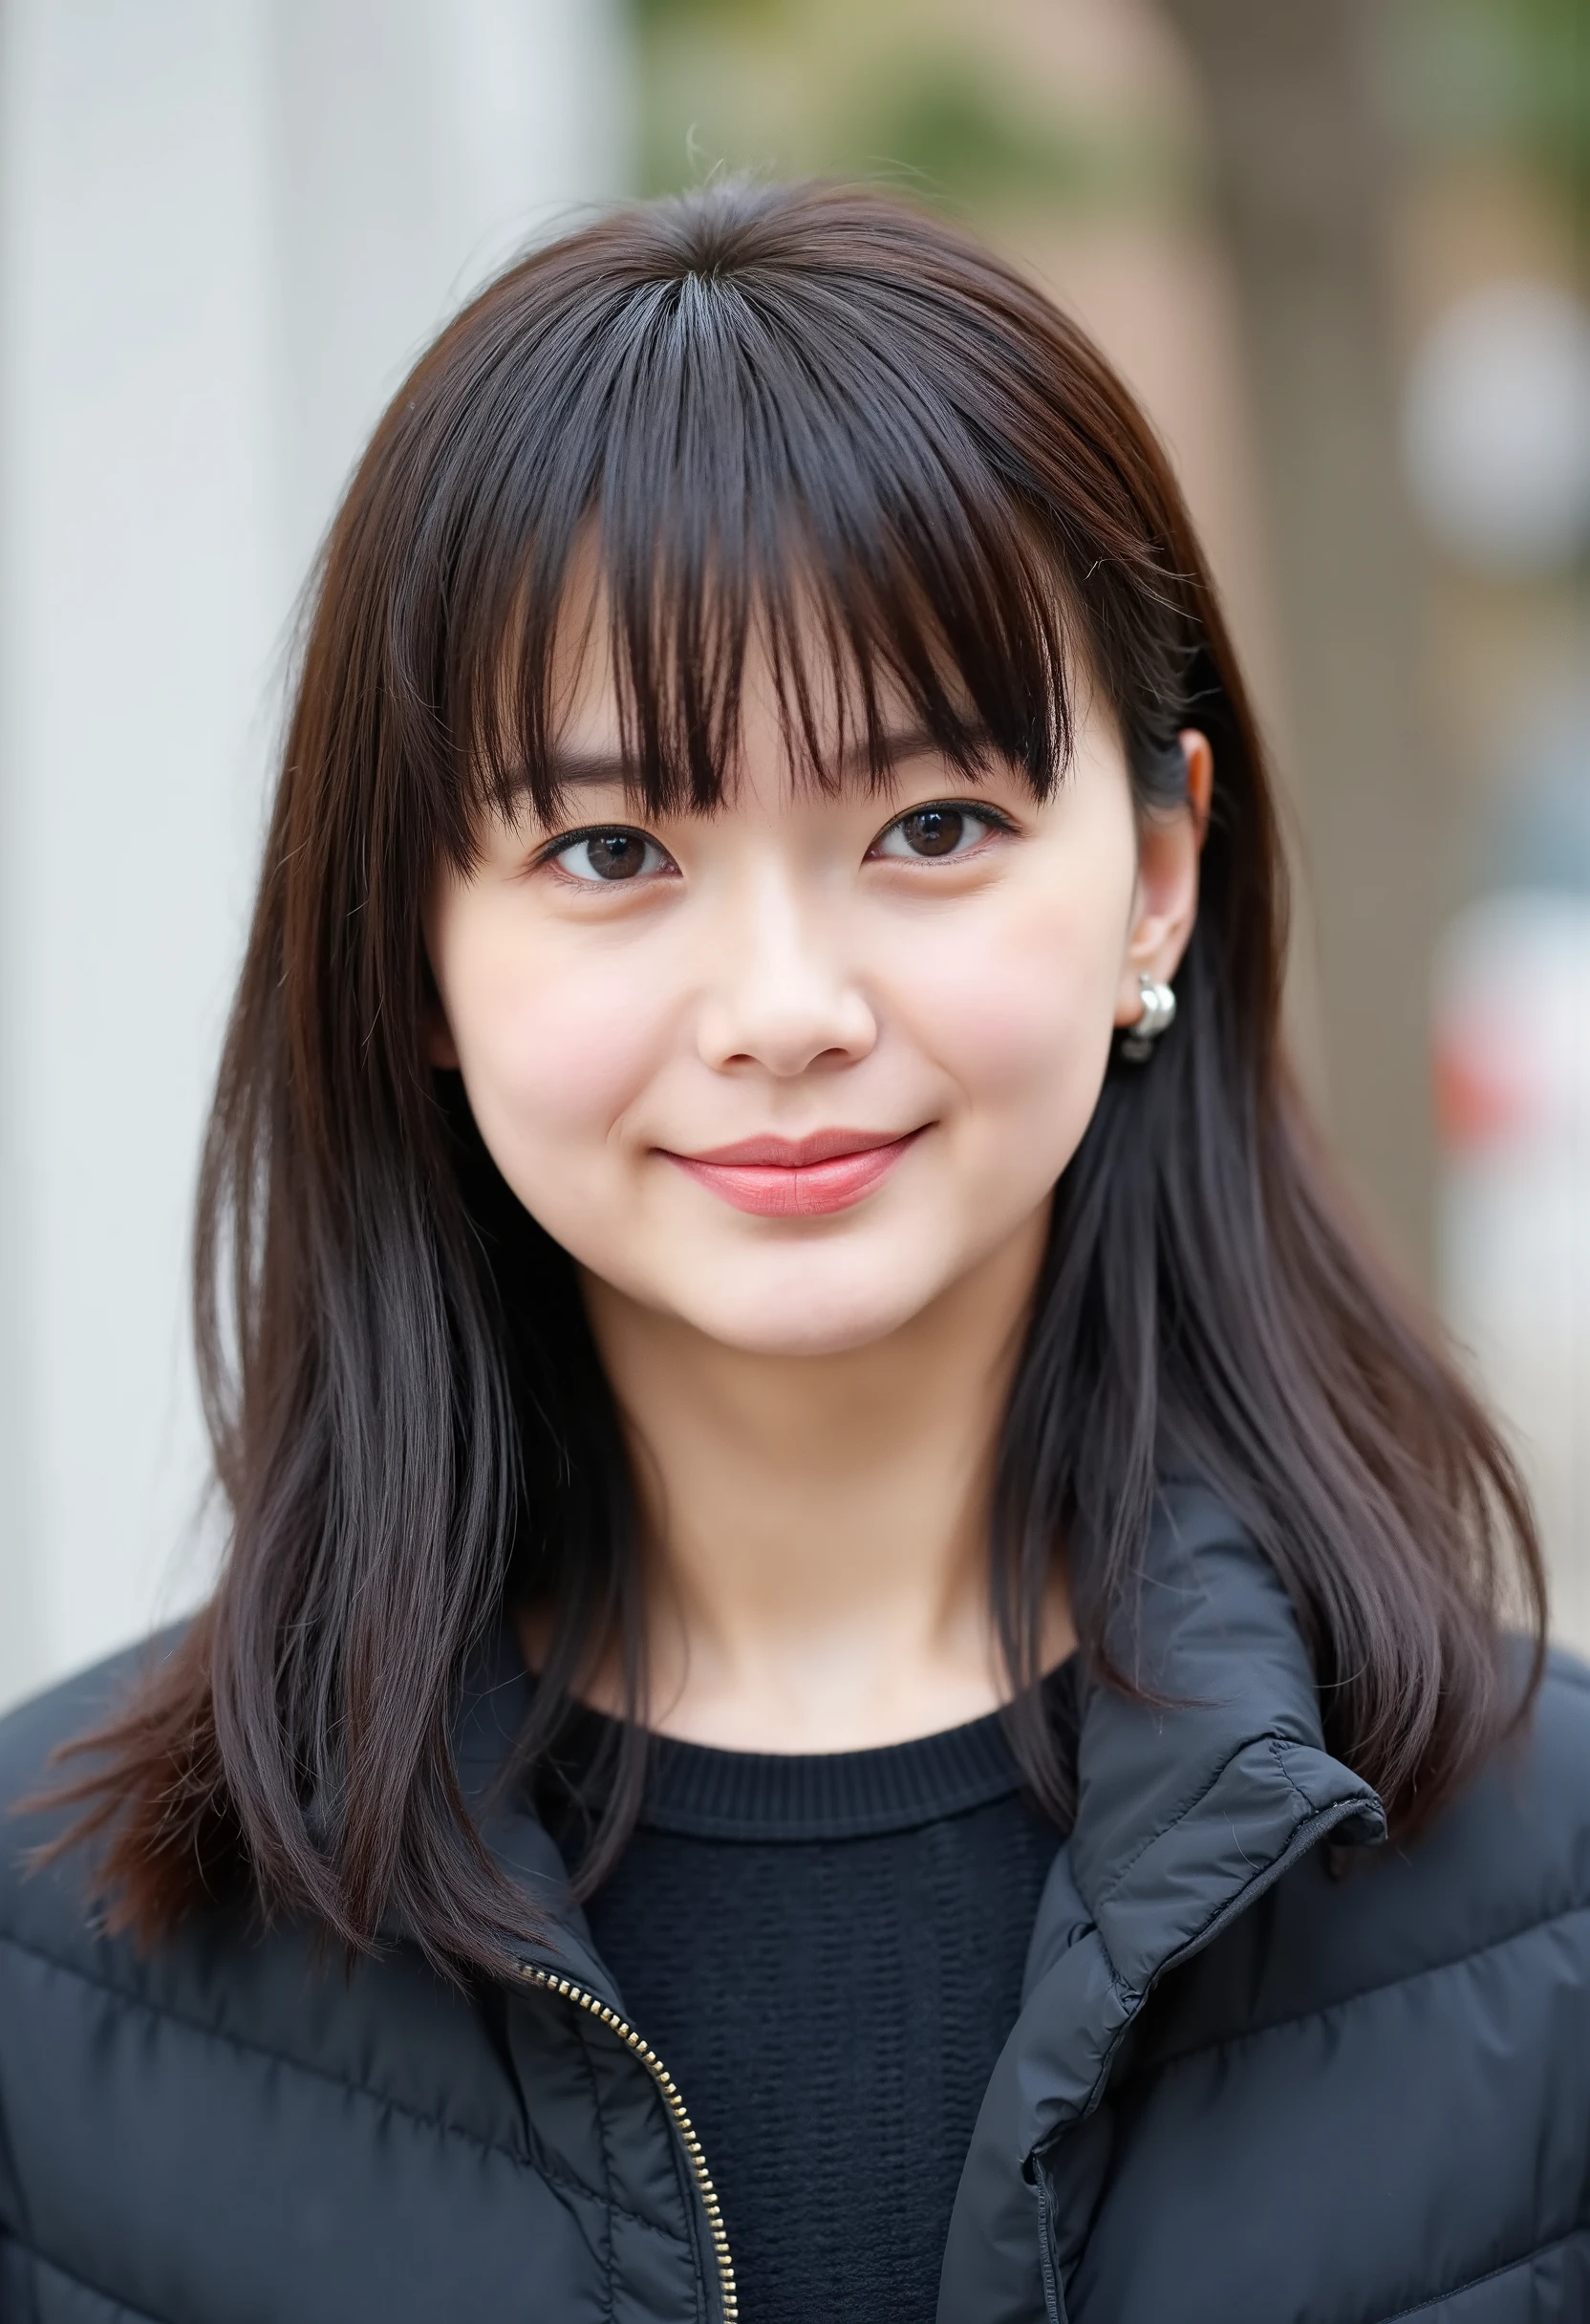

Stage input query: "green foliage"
[
  {"left": 1397, "top": 0, "right": 1590, "bottom": 223},
  {"left": 848, "top": 67, "right": 1174, "bottom": 208},
  {"left": 629, "top": 0, "right": 785, "bottom": 29},
  {"left": 627, "top": 0, "right": 1187, "bottom": 219}
]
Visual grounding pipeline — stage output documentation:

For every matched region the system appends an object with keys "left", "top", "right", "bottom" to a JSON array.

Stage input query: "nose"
[{"left": 695, "top": 864, "right": 877, "bottom": 1079}]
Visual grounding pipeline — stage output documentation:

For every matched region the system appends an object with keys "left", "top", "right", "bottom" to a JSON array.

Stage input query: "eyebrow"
[
  {"left": 537, "top": 722, "right": 997, "bottom": 794},
  {"left": 830, "top": 722, "right": 996, "bottom": 782},
  {"left": 538, "top": 748, "right": 636, "bottom": 790}
]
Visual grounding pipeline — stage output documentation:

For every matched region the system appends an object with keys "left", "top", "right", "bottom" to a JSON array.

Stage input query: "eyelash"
[
  {"left": 536, "top": 826, "right": 677, "bottom": 885},
  {"left": 536, "top": 800, "right": 1017, "bottom": 886},
  {"left": 867, "top": 801, "right": 1017, "bottom": 862}
]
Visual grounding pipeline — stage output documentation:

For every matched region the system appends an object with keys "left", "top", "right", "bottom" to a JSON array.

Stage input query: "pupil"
[
  {"left": 904, "top": 807, "right": 964, "bottom": 857},
  {"left": 587, "top": 831, "right": 645, "bottom": 879}
]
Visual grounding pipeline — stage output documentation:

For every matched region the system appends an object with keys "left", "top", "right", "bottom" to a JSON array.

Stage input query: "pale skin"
[{"left": 426, "top": 624, "right": 1212, "bottom": 1754}]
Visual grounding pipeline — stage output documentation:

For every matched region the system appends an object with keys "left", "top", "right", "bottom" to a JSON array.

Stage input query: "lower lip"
[{"left": 663, "top": 1132, "right": 922, "bottom": 1217}]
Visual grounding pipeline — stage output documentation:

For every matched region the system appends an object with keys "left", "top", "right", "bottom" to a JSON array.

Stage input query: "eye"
[
  {"left": 870, "top": 803, "right": 1011, "bottom": 862},
  {"left": 546, "top": 827, "right": 675, "bottom": 884}
]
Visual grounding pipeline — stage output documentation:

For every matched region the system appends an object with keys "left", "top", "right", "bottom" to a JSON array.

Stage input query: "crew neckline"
[{"left": 544, "top": 1660, "right": 1078, "bottom": 1842}]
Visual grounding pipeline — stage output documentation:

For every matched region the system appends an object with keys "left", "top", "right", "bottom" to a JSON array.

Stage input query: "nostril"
[
  {"left": 715, "top": 1043, "right": 862, "bottom": 1075},
  {"left": 696, "top": 991, "right": 878, "bottom": 1078}
]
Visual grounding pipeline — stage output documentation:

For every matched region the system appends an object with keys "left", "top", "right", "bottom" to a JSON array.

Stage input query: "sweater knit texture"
[{"left": 547, "top": 1680, "right": 1075, "bottom": 2324}]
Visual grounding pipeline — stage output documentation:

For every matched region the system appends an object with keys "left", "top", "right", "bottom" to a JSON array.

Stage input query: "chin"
[{"left": 680, "top": 1265, "right": 945, "bottom": 1359}]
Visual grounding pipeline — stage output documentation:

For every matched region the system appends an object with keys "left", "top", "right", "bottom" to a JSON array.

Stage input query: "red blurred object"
[{"left": 1433, "top": 1022, "right": 1539, "bottom": 1150}]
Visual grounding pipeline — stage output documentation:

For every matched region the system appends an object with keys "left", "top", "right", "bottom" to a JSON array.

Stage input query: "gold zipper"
[{"left": 520, "top": 1965, "right": 739, "bottom": 2321}]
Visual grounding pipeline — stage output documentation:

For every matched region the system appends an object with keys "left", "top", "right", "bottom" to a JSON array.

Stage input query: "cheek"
[
  {"left": 444, "top": 924, "right": 674, "bottom": 1153},
  {"left": 897, "top": 879, "right": 1127, "bottom": 1129}
]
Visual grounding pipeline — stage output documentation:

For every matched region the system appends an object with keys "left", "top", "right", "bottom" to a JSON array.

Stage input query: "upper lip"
[{"left": 669, "top": 1128, "right": 921, "bottom": 1168}]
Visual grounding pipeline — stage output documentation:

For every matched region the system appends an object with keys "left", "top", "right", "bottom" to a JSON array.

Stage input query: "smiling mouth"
[{"left": 659, "top": 1128, "right": 927, "bottom": 1217}]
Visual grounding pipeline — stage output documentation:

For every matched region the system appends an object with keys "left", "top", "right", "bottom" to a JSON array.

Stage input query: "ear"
[{"left": 1112, "top": 729, "right": 1213, "bottom": 1027}]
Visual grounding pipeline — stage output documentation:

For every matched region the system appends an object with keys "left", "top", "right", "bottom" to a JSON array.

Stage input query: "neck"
[{"left": 564, "top": 1206, "right": 1071, "bottom": 1752}]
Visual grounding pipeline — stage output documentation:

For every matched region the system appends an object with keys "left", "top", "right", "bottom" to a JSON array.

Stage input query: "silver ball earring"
[{"left": 1119, "top": 972, "right": 1176, "bottom": 1063}]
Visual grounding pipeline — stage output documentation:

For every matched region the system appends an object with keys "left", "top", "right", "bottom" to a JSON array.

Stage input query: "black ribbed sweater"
[{"left": 548, "top": 1682, "right": 1074, "bottom": 2323}]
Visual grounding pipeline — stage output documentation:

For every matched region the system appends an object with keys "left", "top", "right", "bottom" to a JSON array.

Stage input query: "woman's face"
[{"left": 426, "top": 631, "right": 1206, "bottom": 1358}]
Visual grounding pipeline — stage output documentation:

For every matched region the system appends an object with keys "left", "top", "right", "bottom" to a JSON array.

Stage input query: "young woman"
[{"left": 2, "top": 180, "right": 1586, "bottom": 2324}]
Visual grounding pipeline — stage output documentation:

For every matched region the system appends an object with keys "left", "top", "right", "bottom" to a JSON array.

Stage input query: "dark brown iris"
[
  {"left": 583, "top": 831, "right": 648, "bottom": 879},
  {"left": 899, "top": 807, "right": 965, "bottom": 857}
]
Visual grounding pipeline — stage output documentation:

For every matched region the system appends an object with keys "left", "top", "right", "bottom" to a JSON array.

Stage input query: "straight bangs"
[{"left": 403, "top": 204, "right": 1186, "bottom": 863}]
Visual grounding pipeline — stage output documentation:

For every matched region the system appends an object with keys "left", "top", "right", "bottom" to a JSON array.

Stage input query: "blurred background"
[{"left": 0, "top": 0, "right": 1585, "bottom": 1708}]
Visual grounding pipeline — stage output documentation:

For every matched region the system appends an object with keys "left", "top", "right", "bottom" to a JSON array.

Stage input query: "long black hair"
[{"left": 52, "top": 180, "right": 1544, "bottom": 1975}]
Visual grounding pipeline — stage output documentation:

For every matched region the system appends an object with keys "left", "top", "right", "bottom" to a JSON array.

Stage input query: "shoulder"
[
  {"left": 1317, "top": 1641, "right": 1590, "bottom": 1981},
  {"left": 1085, "top": 1652, "right": 1590, "bottom": 2321},
  {"left": 1146, "top": 1643, "right": 1590, "bottom": 2072},
  {"left": 1519, "top": 1641, "right": 1590, "bottom": 1802},
  {"left": 1524, "top": 1640, "right": 1590, "bottom": 1809},
  {"left": 0, "top": 1628, "right": 185, "bottom": 1959},
  {"left": 0, "top": 1626, "right": 185, "bottom": 1819},
  {"left": 1424, "top": 1644, "right": 1590, "bottom": 1939}
]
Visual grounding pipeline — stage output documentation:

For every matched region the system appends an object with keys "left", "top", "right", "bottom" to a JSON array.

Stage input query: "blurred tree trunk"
[{"left": 1162, "top": 0, "right": 1441, "bottom": 1282}]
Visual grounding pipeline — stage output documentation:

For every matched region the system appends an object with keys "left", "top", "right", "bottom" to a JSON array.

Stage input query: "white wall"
[{"left": 0, "top": 0, "right": 631, "bottom": 1711}]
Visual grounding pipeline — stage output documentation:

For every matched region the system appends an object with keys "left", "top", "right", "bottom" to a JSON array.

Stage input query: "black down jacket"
[{"left": 3, "top": 1485, "right": 1590, "bottom": 2322}]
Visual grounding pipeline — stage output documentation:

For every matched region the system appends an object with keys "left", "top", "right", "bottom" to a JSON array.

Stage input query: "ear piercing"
[{"left": 1119, "top": 972, "right": 1176, "bottom": 1063}]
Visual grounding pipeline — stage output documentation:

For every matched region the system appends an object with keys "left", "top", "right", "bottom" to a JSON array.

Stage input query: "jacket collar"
[
  {"left": 455, "top": 1486, "right": 1386, "bottom": 2320},
  {"left": 937, "top": 1482, "right": 1385, "bottom": 2322},
  {"left": 452, "top": 1621, "right": 619, "bottom": 2000}
]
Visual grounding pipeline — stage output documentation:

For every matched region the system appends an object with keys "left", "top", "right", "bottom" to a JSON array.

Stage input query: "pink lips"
[{"left": 661, "top": 1127, "right": 925, "bottom": 1217}]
